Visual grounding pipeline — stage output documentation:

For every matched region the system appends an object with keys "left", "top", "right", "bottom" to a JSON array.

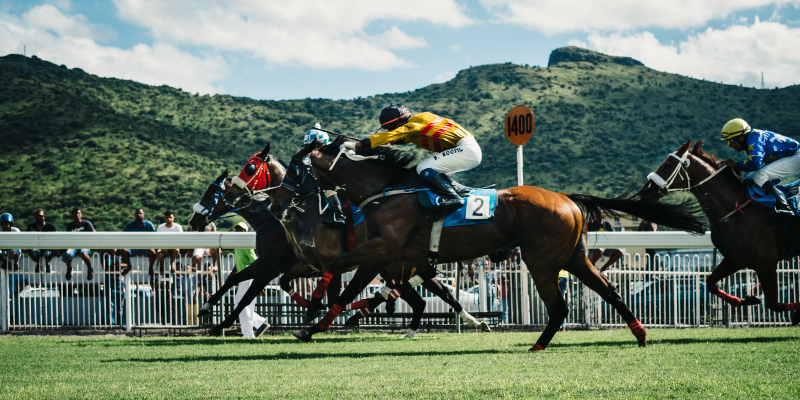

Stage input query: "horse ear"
[
  {"left": 676, "top": 140, "right": 692, "bottom": 154},
  {"left": 258, "top": 142, "right": 271, "bottom": 158},
  {"left": 216, "top": 169, "right": 228, "bottom": 183}
]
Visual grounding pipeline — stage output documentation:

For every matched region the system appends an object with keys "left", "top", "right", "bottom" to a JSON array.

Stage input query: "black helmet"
[{"left": 379, "top": 104, "right": 411, "bottom": 130}]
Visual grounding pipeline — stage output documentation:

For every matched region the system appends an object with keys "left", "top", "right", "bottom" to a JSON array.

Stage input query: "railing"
[{"left": 2, "top": 232, "right": 798, "bottom": 333}]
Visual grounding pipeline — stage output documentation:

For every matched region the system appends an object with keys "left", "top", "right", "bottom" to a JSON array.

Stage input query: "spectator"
[
  {"left": 497, "top": 274, "right": 508, "bottom": 324},
  {"left": 1, "top": 213, "right": 21, "bottom": 271},
  {"left": 637, "top": 220, "right": 658, "bottom": 269},
  {"left": 191, "top": 223, "right": 218, "bottom": 272},
  {"left": 155, "top": 210, "right": 182, "bottom": 276},
  {"left": 119, "top": 208, "right": 156, "bottom": 276},
  {"left": 589, "top": 212, "right": 623, "bottom": 277},
  {"left": 25, "top": 209, "right": 57, "bottom": 273},
  {"left": 231, "top": 222, "right": 269, "bottom": 337},
  {"left": 62, "top": 207, "right": 95, "bottom": 281},
  {"left": 558, "top": 269, "right": 569, "bottom": 331}
]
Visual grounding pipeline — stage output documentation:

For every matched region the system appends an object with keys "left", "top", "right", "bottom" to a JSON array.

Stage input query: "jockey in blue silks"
[
  {"left": 304, "top": 123, "right": 345, "bottom": 227},
  {"left": 722, "top": 118, "right": 800, "bottom": 215}
]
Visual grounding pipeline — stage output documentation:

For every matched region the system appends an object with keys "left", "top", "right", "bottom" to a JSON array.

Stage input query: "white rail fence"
[{"left": 1, "top": 232, "right": 797, "bottom": 333}]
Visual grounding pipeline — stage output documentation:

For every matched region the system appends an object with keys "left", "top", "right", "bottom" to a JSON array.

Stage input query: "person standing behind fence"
[
  {"left": 191, "top": 222, "right": 218, "bottom": 272},
  {"left": 1, "top": 213, "right": 21, "bottom": 271},
  {"left": 589, "top": 212, "right": 623, "bottom": 277},
  {"left": 155, "top": 210, "right": 182, "bottom": 276},
  {"left": 119, "top": 208, "right": 157, "bottom": 276},
  {"left": 637, "top": 220, "right": 658, "bottom": 269},
  {"left": 231, "top": 222, "right": 269, "bottom": 338},
  {"left": 62, "top": 207, "right": 95, "bottom": 281},
  {"left": 25, "top": 209, "right": 57, "bottom": 273},
  {"left": 497, "top": 274, "right": 508, "bottom": 324},
  {"left": 558, "top": 270, "right": 569, "bottom": 331}
]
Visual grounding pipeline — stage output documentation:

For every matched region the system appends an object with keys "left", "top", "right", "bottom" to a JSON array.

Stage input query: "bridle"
[
  {"left": 279, "top": 155, "right": 328, "bottom": 219},
  {"left": 646, "top": 151, "right": 728, "bottom": 196},
  {"left": 192, "top": 163, "right": 281, "bottom": 225}
]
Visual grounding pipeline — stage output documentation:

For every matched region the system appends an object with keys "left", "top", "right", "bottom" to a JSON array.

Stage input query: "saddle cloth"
[
  {"left": 419, "top": 188, "right": 497, "bottom": 227},
  {"left": 744, "top": 177, "right": 800, "bottom": 216}
]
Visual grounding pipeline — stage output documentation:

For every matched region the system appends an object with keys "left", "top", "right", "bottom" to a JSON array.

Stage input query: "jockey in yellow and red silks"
[{"left": 353, "top": 104, "right": 482, "bottom": 210}]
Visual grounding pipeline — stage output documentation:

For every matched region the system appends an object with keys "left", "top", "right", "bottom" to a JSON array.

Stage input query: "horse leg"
[
  {"left": 279, "top": 263, "right": 315, "bottom": 308},
  {"left": 208, "top": 272, "right": 277, "bottom": 336},
  {"left": 199, "top": 257, "right": 269, "bottom": 317},
  {"left": 422, "top": 278, "right": 490, "bottom": 332},
  {"left": 565, "top": 252, "right": 646, "bottom": 347},
  {"left": 528, "top": 273, "right": 569, "bottom": 351},
  {"left": 706, "top": 258, "right": 760, "bottom": 307},
  {"left": 398, "top": 284, "right": 425, "bottom": 338},
  {"left": 294, "top": 263, "right": 391, "bottom": 342},
  {"left": 751, "top": 266, "right": 800, "bottom": 325},
  {"left": 343, "top": 282, "right": 398, "bottom": 327}
]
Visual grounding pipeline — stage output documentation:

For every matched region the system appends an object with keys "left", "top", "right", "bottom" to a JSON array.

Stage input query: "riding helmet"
[
  {"left": 0, "top": 213, "right": 13, "bottom": 225},
  {"left": 721, "top": 118, "right": 751, "bottom": 141},
  {"left": 379, "top": 104, "right": 411, "bottom": 131},
  {"left": 303, "top": 122, "right": 330, "bottom": 145}
]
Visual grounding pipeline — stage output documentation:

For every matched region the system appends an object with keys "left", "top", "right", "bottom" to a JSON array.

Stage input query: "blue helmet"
[
  {"left": 0, "top": 213, "right": 13, "bottom": 225},
  {"left": 303, "top": 122, "right": 330, "bottom": 145}
]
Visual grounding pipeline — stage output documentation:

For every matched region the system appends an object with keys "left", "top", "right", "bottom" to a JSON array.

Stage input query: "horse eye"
[{"left": 244, "top": 162, "right": 257, "bottom": 176}]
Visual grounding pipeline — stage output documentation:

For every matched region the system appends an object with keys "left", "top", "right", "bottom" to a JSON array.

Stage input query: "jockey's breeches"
[
  {"left": 748, "top": 151, "right": 800, "bottom": 187},
  {"left": 415, "top": 136, "right": 482, "bottom": 176}
]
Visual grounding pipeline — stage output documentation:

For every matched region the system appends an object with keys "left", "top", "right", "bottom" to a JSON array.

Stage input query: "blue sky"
[{"left": 3, "top": 0, "right": 800, "bottom": 100}]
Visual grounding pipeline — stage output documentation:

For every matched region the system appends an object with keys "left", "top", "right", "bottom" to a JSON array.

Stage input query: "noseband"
[
  {"left": 647, "top": 152, "right": 727, "bottom": 196},
  {"left": 192, "top": 180, "right": 248, "bottom": 224}
]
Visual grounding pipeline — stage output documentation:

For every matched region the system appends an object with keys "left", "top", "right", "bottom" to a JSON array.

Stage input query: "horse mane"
[
  {"left": 319, "top": 136, "right": 418, "bottom": 170},
  {"left": 690, "top": 140, "right": 724, "bottom": 168}
]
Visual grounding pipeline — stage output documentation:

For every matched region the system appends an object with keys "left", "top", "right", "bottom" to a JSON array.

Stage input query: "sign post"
[{"left": 504, "top": 104, "right": 535, "bottom": 325}]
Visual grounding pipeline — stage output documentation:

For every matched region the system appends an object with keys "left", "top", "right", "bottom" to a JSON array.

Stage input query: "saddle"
[{"left": 743, "top": 177, "right": 800, "bottom": 217}]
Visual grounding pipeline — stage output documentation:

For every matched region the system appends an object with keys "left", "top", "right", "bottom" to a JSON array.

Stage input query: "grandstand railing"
[{"left": 2, "top": 232, "right": 797, "bottom": 332}]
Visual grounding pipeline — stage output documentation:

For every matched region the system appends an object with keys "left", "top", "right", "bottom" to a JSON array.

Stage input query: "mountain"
[{"left": 1, "top": 47, "right": 799, "bottom": 230}]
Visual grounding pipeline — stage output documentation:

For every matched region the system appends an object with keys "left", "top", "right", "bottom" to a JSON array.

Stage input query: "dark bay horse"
[
  {"left": 637, "top": 140, "right": 800, "bottom": 324},
  {"left": 270, "top": 138, "right": 706, "bottom": 350}
]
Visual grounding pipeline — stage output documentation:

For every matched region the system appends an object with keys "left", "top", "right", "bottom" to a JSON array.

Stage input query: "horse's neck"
[
  {"left": 237, "top": 200, "right": 277, "bottom": 230},
  {"left": 688, "top": 161, "right": 743, "bottom": 222}
]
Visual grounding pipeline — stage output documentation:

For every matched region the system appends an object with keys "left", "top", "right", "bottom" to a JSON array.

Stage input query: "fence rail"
[{"left": 1, "top": 232, "right": 798, "bottom": 334}]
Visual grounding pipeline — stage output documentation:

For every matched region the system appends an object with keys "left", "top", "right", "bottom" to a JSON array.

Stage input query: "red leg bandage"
[
  {"left": 387, "top": 289, "right": 401, "bottom": 301},
  {"left": 345, "top": 299, "right": 369, "bottom": 311},
  {"left": 357, "top": 308, "right": 370, "bottom": 318},
  {"left": 785, "top": 303, "right": 800, "bottom": 311},
  {"left": 713, "top": 288, "right": 743, "bottom": 306},
  {"left": 315, "top": 303, "right": 344, "bottom": 331},
  {"left": 628, "top": 319, "right": 646, "bottom": 342},
  {"left": 530, "top": 342, "right": 545, "bottom": 351},
  {"left": 311, "top": 271, "right": 334, "bottom": 301},
  {"left": 288, "top": 291, "right": 310, "bottom": 308}
]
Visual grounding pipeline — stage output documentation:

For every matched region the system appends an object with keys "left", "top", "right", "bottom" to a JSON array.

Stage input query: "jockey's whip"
[{"left": 312, "top": 127, "right": 361, "bottom": 142}]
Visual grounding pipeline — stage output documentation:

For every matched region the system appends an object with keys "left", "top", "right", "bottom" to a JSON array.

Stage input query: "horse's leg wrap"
[
  {"left": 380, "top": 287, "right": 402, "bottom": 301},
  {"left": 345, "top": 299, "right": 370, "bottom": 311},
  {"left": 356, "top": 308, "right": 371, "bottom": 318},
  {"left": 711, "top": 287, "right": 745, "bottom": 306},
  {"left": 313, "top": 303, "right": 344, "bottom": 332},
  {"left": 530, "top": 343, "right": 546, "bottom": 351},
  {"left": 311, "top": 271, "right": 334, "bottom": 302},
  {"left": 459, "top": 310, "right": 481, "bottom": 328},
  {"left": 286, "top": 287, "right": 310, "bottom": 308},
  {"left": 785, "top": 302, "right": 800, "bottom": 311},
  {"left": 628, "top": 319, "right": 647, "bottom": 346}
]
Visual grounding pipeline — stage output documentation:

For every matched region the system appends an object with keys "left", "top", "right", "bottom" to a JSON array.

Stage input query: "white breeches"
[
  {"left": 748, "top": 151, "right": 800, "bottom": 187},
  {"left": 415, "top": 136, "right": 482, "bottom": 175},
  {"left": 234, "top": 279, "right": 266, "bottom": 338}
]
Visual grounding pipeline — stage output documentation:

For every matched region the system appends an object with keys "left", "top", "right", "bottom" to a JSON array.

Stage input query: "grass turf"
[{"left": 0, "top": 328, "right": 798, "bottom": 399}]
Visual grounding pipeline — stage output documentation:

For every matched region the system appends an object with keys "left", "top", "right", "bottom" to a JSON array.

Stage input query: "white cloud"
[
  {"left": 479, "top": 0, "right": 799, "bottom": 34},
  {"left": 0, "top": 5, "right": 228, "bottom": 94},
  {"left": 112, "top": 0, "right": 472, "bottom": 70},
  {"left": 582, "top": 18, "right": 800, "bottom": 87},
  {"left": 567, "top": 39, "right": 587, "bottom": 48},
  {"left": 434, "top": 71, "right": 456, "bottom": 83}
]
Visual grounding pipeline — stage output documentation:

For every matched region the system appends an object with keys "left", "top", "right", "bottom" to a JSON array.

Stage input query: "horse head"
[
  {"left": 187, "top": 169, "right": 232, "bottom": 232},
  {"left": 268, "top": 140, "right": 324, "bottom": 221},
  {"left": 637, "top": 140, "right": 730, "bottom": 200}
]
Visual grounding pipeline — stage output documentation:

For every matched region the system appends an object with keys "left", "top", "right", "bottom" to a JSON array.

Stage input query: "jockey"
[
  {"left": 722, "top": 118, "right": 800, "bottom": 215},
  {"left": 305, "top": 123, "right": 345, "bottom": 227},
  {"left": 352, "top": 104, "right": 482, "bottom": 210}
]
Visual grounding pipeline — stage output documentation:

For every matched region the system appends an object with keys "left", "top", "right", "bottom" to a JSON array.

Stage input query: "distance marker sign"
[{"left": 504, "top": 105, "right": 535, "bottom": 145}]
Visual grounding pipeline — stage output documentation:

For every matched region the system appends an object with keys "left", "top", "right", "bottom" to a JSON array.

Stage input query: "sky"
[{"left": 2, "top": 0, "right": 800, "bottom": 100}]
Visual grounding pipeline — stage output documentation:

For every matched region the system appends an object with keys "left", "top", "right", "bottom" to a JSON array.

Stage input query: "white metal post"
[
  {"left": 520, "top": 261, "right": 530, "bottom": 325},
  {"left": 517, "top": 145, "right": 523, "bottom": 187},
  {"left": 124, "top": 275, "right": 132, "bottom": 332},
  {"left": 478, "top": 264, "right": 487, "bottom": 313},
  {"left": 1, "top": 268, "right": 7, "bottom": 332}
]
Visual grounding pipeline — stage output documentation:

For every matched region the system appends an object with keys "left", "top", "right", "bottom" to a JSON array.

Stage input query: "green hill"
[{"left": 2, "top": 46, "right": 799, "bottom": 231}]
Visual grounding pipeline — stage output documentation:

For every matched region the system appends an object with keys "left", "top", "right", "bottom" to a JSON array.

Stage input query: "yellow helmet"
[{"left": 721, "top": 118, "right": 751, "bottom": 141}]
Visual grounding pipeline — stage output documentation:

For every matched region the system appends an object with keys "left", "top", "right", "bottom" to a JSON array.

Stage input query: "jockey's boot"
[
  {"left": 322, "top": 194, "right": 346, "bottom": 228},
  {"left": 763, "top": 181, "right": 794, "bottom": 215},
  {"left": 420, "top": 169, "right": 464, "bottom": 211}
]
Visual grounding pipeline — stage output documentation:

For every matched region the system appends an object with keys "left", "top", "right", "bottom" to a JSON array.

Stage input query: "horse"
[
  {"left": 270, "top": 137, "right": 706, "bottom": 350},
  {"left": 188, "top": 145, "right": 488, "bottom": 337},
  {"left": 636, "top": 140, "right": 800, "bottom": 324}
]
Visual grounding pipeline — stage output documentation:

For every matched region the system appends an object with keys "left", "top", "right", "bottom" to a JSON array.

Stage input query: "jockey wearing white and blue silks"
[
  {"left": 722, "top": 118, "right": 800, "bottom": 214},
  {"left": 305, "top": 123, "right": 346, "bottom": 227}
]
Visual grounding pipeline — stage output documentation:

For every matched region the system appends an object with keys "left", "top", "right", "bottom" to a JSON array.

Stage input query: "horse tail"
[{"left": 566, "top": 191, "right": 707, "bottom": 235}]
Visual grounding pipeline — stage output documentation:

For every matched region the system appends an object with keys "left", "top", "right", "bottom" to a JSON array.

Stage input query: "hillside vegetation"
[{"left": 1, "top": 46, "right": 799, "bottom": 230}]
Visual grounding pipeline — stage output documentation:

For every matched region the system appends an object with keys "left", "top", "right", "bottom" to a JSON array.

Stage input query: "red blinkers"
[{"left": 236, "top": 153, "right": 271, "bottom": 191}]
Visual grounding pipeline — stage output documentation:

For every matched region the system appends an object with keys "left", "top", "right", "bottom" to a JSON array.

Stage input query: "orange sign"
[{"left": 504, "top": 105, "right": 535, "bottom": 145}]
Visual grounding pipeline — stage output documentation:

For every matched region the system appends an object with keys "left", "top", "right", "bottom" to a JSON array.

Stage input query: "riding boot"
[
  {"left": 420, "top": 169, "right": 464, "bottom": 211},
  {"left": 763, "top": 181, "right": 794, "bottom": 215},
  {"left": 322, "top": 194, "right": 346, "bottom": 228}
]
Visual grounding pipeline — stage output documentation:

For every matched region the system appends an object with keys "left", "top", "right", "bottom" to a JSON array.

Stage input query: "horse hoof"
[
  {"left": 197, "top": 309, "right": 212, "bottom": 318},
  {"left": 741, "top": 295, "right": 761, "bottom": 306},
  {"left": 344, "top": 315, "right": 361, "bottom": 328},
  {"left": 528, "top": 344, "right": 545, "bottom": 352},
  {"left": 208, "top": 327, "right": 223, "bottom": 337},
  {"left": 292, "top": 329, "right": 312, "bottom": 343},
  {"left": 792, "top": 310, "right": 800, "bottom": 326},
  {"left": 638, "top": 339, "right": 647, "bottom": 348},
  {"left": 478, "top": 321, "right": 491, "bottom": 333}
]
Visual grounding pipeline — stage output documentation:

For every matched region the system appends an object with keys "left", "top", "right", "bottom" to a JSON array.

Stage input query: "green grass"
[{"left": 1, "top": 328, "right": 798, "bottom": 399}]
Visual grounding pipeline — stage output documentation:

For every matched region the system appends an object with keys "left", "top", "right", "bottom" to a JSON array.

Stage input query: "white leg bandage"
[
  {"left": 380, "top": 287, "right": 401, "bottom": 300},
  {"left": 408, "top": 275, "right": 424, "bottom": 287},
  {"left": 459, "top": 309, "right": 480, "bottom": 327},
  {"left": 402, "top": 329, "right": 417, "bottom": 339}
]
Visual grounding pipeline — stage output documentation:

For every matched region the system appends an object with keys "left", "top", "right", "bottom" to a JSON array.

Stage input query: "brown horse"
[
  {"left": 270, "top": 138, "right": 706, "bottom": 349},
  {"left": 636, "top": 140, "right": 800, "bottom": 324}
]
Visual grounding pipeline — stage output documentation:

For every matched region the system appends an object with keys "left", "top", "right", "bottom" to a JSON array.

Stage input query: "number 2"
[{"left": 472, "top": 197, "right": 485, "bottom": 216}]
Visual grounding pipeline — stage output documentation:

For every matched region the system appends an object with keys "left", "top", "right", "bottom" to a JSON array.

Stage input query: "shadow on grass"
[
  {"left": 512, "top": 336, "right": 800, "bottom": 348},
  {"left": 104, "top": 349, "right": 512, "bottom": 363},
  {"left": 96, "top": 335, "right": 435, "bottom": 347}
]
